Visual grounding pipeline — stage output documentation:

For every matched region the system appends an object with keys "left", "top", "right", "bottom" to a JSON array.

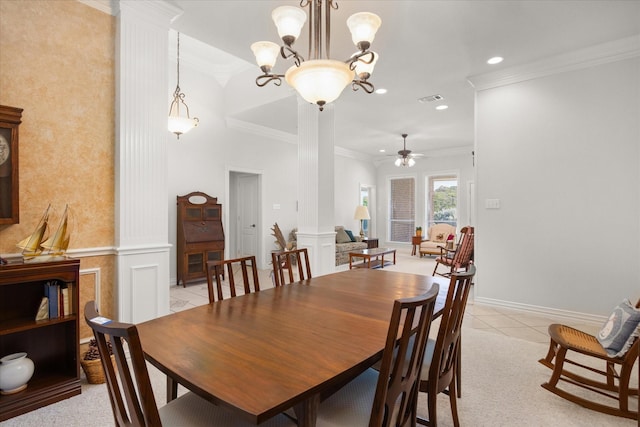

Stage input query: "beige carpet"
[{"left": 3, "top": 325, "right": 637, "bottom": 426}]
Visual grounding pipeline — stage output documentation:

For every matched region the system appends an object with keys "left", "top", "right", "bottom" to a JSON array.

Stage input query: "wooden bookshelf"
[{"left": 0, "top": 257, "right": 80, "bottom": 421}]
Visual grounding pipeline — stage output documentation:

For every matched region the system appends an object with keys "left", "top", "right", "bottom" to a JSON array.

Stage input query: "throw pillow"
[
  {"left": 336, "top": 228, "right": 352, "bottom": 244},
  {"left": 344, "top": 229, "right": 356, "bottom": 242},
  {"left": 435, "top": 233, "right": 445, "bottom": 242},
  {"left": 596, "top": 299, "right": 640, "bottom": 357}
]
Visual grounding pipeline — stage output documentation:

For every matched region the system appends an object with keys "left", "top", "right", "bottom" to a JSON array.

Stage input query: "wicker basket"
[{"left": 80, "top": 354, "right": 116, "bottom": 384}]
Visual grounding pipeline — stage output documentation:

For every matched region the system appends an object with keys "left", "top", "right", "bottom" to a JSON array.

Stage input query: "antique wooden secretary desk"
[{"left": 176, "top": 192, "right": 224, "bottom": 287}]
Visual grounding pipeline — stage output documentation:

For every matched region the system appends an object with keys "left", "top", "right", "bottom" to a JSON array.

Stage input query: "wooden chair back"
[
  {"left": 371, "top": 284, "right": 440, "bottom": 426},
  {"left": 84, "top": 301, "right": 161, "bottom": 426},
  {"left": 206, "top": 256, "right": 260, "bottom": 303},
  {"left": 418, "top": 265, "right": 476, "bottom": 426},
  {"left": 433, "top": 226, "right": 474, "bottom": 277},
  {"left": 271, "top": 248, "right": 312, "bottom": 286}
]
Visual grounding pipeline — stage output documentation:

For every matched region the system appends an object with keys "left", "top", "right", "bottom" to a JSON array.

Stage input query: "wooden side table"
[
  {"left": 362, "top": 238, "right": 378, "bottom": 249},
  {"left": 411, "top": 235, "right": 422, "bottom": 256}
]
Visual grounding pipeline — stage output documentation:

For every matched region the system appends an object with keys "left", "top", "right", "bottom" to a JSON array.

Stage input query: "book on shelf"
[
  {"left": 60, "top": 283, "right": 70, "bottom": 316},
  {"left": 44, "top": 281, "right": 59, "bottom": 319},
  {"left": 35, "top": 297, "right": 49, "bottom": 321}
]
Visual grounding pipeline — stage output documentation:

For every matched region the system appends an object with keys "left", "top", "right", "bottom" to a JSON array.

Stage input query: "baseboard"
[{"left": 474, "top": 296, "right": 606, "bottom": 326}]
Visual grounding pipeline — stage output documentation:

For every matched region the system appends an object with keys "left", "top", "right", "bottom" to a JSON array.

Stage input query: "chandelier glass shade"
[
  {"left": 395, "top": 157, "right": 416, "bottom": 167},
  {"left": 168, "top": 32, "right": 199, "bottom": 139},
  {"left": 251, "top": 0, "right": 381, "bottom": 111},
  {"left": 285, "top": 60, "right": 353, "bottom": 107}
]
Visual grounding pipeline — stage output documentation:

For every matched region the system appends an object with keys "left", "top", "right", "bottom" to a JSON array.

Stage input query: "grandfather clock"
[{"left": 176, "top": 192, "right": 224, "bottom": 287}]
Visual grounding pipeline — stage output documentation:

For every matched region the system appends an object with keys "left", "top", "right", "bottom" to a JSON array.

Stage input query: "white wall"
[
  {"left": 334, "top": 153, "right": 377, "bottom": 232},
  {"left": 474, "top": 56, "right": 640, "bottom": 317}
]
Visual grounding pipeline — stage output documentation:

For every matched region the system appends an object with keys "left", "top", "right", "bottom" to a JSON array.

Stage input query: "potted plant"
[
  {"left": 415, "top": 227, "right": 422, "bottom": 237},
  {"left": 80, "top": 338, "right": 115, "bottom": 384}
]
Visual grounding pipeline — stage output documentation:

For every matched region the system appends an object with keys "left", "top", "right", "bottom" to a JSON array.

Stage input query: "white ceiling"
[{"left": 170, "top": 0, "right": 640, "bottom": 160}]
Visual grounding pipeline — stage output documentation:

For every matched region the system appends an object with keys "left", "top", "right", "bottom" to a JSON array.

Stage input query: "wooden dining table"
[{"left": 137, "top": 268, "right": 448, "bottom": 427}]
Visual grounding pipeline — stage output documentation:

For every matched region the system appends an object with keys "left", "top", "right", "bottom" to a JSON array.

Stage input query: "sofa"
[
  {"left": 288, "top": 226, "right": 368, "bottom": 266},
  {"left": 335, "top": 226, "right": 367, "bottom": 266},
  {"left": 419, "top": 223, "right": 456, "bottom": 257}
]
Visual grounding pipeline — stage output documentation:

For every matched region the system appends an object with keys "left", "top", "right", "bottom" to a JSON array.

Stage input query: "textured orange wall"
[
  {"left": 0, "top": 1, "right": 116, "bottom": 324},
  {"left": 0, "top": 0, "right": 115, "bottom": 251}
]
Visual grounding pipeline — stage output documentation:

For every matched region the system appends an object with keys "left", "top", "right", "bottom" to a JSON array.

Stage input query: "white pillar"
[
  {"left": 114, "top": 0, "right": 181, "bottom": 322},
  {"left": 296, "top": 100, "right": 336, "bottom": 276}
]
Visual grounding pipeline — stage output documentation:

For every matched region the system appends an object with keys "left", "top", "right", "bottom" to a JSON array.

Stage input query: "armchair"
[{"left": 419, "top": 223, "right": 457, "bottom": 257}]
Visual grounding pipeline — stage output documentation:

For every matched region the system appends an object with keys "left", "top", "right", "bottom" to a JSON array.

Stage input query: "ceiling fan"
[{"left": 394, "top": 133, "right": 423, "bottom": 167}]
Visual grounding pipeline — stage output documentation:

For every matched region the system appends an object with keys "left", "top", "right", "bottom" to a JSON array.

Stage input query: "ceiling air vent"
[{"left": 418, "top": 94, "right": 444, "bottom": 103}]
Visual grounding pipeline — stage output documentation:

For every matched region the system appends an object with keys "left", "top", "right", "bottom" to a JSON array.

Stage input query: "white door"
[{"left": 238, "top": 174, "right": 258, "bottom": 257}]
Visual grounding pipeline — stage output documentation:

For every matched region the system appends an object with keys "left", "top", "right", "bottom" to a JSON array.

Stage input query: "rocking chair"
[
  {"left": 433, "top": 226, "right": 474, "bottom": 277},
  {"left": 539, "top": 300, "right": 640, "bottom": 420}
]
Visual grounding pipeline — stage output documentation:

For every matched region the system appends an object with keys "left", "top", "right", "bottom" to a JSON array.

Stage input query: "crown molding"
[
  {"left": 334, "top": 146, "right": 372, "bottom": 162},
  {"left": 77, "top": 0, "right": 113, "bottom": 15},
  {"left": 169, "top": 30, "right": 254, "bottom": 86},
  {"left": 226, "top": 118, "right": 298, "bottom": 144},
  {"left": 468, "top": 35, "right": 640, "bottom": 91},
  {"left": 226, "top": 119, "right": 377, "bottom": 161}
]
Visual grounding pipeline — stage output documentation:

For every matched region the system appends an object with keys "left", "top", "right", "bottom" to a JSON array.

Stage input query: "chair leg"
[
  {"left": 538, "top": 338, "right": 559, "bottom": 369},
  {"left": 545, "top": 346, "right": 568, "bottom": 388},
  {"left": 417, "top": 385, "right": 439, "bottom": 426},
  {"left": 456, "top": 337, "right": 462, "bottom": 398},
  {"left": 449, "top": 379, "right": 460, "bottom": 427}
]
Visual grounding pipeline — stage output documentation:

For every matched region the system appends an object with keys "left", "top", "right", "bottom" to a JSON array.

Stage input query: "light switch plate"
[{"left": 485, "top": 199, "right": 500, "bottom": 209}]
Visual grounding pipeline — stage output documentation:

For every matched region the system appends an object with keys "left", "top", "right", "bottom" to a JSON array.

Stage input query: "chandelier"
[
  {"left": 168, "top": 32, "right": 199, "bottom": 139},
  {"left": 251, "top": 0, "right": 381, "bottom": 111}
]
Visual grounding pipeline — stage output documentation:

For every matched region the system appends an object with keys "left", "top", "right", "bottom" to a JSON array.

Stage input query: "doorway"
[
  {"left": 359, "top": 183, "right": 375, "bottom": 238},
  {"left": 228, "top": 170, "right": 262, "bottom": 266}
]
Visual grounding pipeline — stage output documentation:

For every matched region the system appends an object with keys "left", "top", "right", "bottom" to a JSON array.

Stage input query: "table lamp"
[{"left": 354, "top": 205, "right": 370, "bottom": 238}]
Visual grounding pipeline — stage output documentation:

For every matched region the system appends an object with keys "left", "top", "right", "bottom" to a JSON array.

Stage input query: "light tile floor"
[{"left": 170, "top": 247, "right": 603, "bottom": 345}]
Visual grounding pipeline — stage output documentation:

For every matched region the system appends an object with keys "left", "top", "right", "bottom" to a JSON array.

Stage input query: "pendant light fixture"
[
  {"left": 251, "top": 0, "right": 381, "bottom": 111},
  {"left": 168, "top": 32, "right": 199, "bottom": 139}
]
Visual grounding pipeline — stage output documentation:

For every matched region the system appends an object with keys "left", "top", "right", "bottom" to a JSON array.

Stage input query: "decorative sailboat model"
[
  {"left": 41, "top": 204, "right": 71, "bottom": 257},
  {"left": 16, "top": 204, "right": 51, "bottom": 258}
]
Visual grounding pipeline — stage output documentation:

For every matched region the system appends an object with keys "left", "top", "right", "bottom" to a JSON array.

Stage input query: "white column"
[
  {"left": 296, "top": 100, "right": 336, "bottom": 276},
  {"left": 114, "top": 0, "right": 181, "bottom": 322}
]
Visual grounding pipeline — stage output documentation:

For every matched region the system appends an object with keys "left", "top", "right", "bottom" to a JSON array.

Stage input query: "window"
[
  {"left": 389, "top": 177, "right": 415, "bottom": 242},
  {"left": 427, "top": 175, "right": 457, "bottom": 228}
]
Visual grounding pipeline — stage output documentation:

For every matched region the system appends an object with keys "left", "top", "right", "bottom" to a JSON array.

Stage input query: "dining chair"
[
  {"left": 83, "top": 301, "right": 294, "bottom": 427},
  {"left": 206, "top": 255, "right": 260, "bottom": 303},
  {"left": 432, "top": 226, "right": 474, "bottom": 278},
  {"left": 538, "top": 299, "right": 640, "bottom": 420},
  {"left": 271, "top": 248, "right": 312, "bottom": 286},
  {"left": 314, "top": 284, "right": 440, "bottom": 426},
  {"left": 417, "top": 266, "right": 476, "bottom": 427}
]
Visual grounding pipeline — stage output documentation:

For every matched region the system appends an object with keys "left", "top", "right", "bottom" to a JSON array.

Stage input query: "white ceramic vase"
[{"left": 0, "top": 352, "right": 35, "bottom": 395}]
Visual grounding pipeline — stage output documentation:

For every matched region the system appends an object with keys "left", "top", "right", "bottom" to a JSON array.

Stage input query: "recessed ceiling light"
[
  {"left": 436, "top": 105, "right": 448, "bottom": 110},
  {"left": 379, "top": 149, "right": 386, "bottom": 153},
  {"left": 375, "top": 88, "right": 387, "bottom": 94},
  {"left": 487, "top": 56, "right": 503, "bottom": 65}
]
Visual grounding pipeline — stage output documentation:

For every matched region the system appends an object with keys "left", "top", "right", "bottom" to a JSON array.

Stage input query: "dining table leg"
[
  {"left": 166, "top": 376, "right": 178, "bottom": 402},
  {"left": 293, "top": 394, "right": 320, "bottom": 427}
]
